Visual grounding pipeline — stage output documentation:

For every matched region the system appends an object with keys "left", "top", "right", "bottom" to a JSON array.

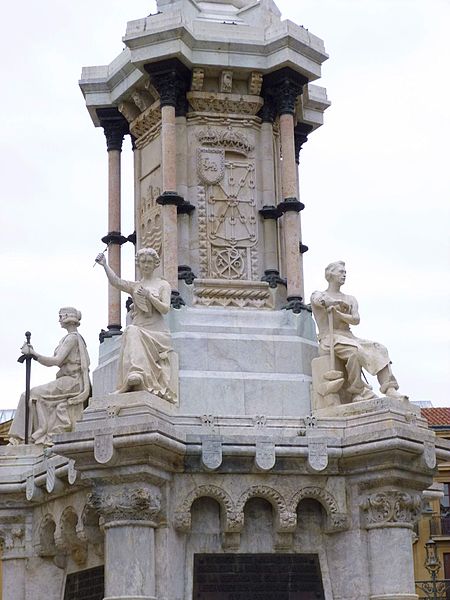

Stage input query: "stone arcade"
[{"left": 1, "top": 1, "right": 448, "bottom": 599}]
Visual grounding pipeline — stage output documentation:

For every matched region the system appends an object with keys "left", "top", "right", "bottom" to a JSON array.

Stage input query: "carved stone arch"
[
  {"left": 291, "top": 486, "right": 349, "bottom": 533},
  {"left": 236, "top": 485, "right": 296, "bottom": 532},
  {"left": 58, "top": 506, "right": 87, "bottom": 566},
  {"left": 81, "top": 502, "right": 104, "bottom": 557},
  {"left": 174, "top": 485, "right": 239, "bottom": 533},
  {"left": 38, "top": 514, "right": 57, "bottom": 557}
]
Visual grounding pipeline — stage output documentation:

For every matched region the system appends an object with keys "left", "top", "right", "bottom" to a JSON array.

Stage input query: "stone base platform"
[{"left": 92, "top": 307, "right": 318, "bottom": 418}]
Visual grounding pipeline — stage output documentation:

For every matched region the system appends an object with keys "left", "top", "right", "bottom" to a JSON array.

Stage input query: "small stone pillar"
[
  {"left": 362, "top": 490, "right": 421, "bottom": 600},
  {"left": 259, "top": 206, "right": 283, "bottom": 288},
  {"left": 294, "top": 122, "right": 313, "bottom": 301},
  {"left": 88, "top": 484, "right": 161, "bottom": 600},
  {"left": 0, "top": 520, "right": 28, "bottom": 600},
  {"left": 98, "top": 108, "right": 129, "bottom": 337},
  {"left": 259, "top": 98, "right": 284, "bottom": 289},
  {"left": 264, "top": 69, "right": 308, "bottom": 313},
  {"left": 145, "top": 59, "right": 191, "bottom": 307}
]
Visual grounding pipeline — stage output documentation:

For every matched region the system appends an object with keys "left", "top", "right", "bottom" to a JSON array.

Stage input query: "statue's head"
[
  {"left": 135, "top": 247, "right": 160, "bottom": 272},
  {"left": 325, "top": 261, "right": 346, "bottom": 283},
  {"left": 59, "top": 307, "right": 81, "bottom": 327}
]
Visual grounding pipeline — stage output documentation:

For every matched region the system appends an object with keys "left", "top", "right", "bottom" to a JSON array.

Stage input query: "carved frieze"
[
  {"left": 361, "top": 490, "right": 422, "bottom": 529},
  {"left": 193, "top": 279, "right": 273, "bottom": 309},
  {"left": 187, "top": 91, "right": 263, "bottom": 116},
  {"left": 87, "top": 485, "right": 161, "bottom": 524},
  {"left": 129, "top": 100, "right": 161, "bottom": 140}
]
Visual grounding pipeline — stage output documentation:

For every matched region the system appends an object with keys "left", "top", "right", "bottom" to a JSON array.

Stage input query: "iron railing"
[{"left": 416, "top": 578, "right": 450, "bottom": 600}]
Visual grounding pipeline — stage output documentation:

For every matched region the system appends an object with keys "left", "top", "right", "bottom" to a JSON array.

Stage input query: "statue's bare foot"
[
  {"left": 385, "top": 387, "right": 409, "bottom": 401},
  {"left": 126, "top": 373, "right": 144, "bottom": 390},
  {"left": 7, "top": 436, "right": 22, "bottom": 446}
]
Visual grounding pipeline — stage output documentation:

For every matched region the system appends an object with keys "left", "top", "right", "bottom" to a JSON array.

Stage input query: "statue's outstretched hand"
[{"left": 95, "top": 253, "right": 106, "bottom": 266}]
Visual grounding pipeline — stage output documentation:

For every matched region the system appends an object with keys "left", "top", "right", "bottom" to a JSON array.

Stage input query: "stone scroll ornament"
[
  {"left": 8, "top": 307, "right": 91, "bottom": 447},
  {"left": 362, "top": 490, "right": 422, "bottom": 527}
]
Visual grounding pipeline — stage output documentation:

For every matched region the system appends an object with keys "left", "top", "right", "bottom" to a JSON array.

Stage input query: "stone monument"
[{"left": 0, "top": 2, "right": 448, "bottom": 600}]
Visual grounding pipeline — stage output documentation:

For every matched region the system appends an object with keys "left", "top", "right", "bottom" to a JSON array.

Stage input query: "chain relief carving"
[{"left": 196, "top": 126, "right": 257, "bottom": 284}]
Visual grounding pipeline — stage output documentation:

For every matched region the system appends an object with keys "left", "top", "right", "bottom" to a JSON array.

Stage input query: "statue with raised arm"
[
  {"left": 311, "top": 261, "right": 406, "bottom": 403},
  {"left": 95, "top": 248, "right": 177, "bottom": 401},
  {"left": 9, "top": 307, "right": 91, "bottom": 446}
]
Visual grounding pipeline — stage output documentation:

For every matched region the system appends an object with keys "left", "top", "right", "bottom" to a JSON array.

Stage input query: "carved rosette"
[
  {"left": 361, "top": 490, "right": 422, "bottom": 529},
  {"left": 87, "top": 486, "right": 161, "bottom": 526}
]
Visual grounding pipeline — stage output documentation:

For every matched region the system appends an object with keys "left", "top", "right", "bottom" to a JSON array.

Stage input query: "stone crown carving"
[
  {"left": 361, "top": 490, "right": 422, "bottom": 528},
  {"left": 197, "top": 125, "right": 254, "bottom": 155}
]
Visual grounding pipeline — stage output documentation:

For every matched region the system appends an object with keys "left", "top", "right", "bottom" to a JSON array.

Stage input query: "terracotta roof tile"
[{"left": 421, "top": 407, "right": 450, "bottom": 426}]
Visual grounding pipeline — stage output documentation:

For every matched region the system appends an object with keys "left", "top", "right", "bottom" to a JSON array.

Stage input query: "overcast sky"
[{"left": 1, "top": 0, "right": 448, "bottom": 410}]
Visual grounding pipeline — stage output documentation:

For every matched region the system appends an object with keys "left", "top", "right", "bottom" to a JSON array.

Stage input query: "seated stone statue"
[
  {"left": 310, "top": 261, "right": 406, "bottom": 404},
  {"left": 95, "top": 248, "right": 178, "bottom": 402},
  {"left": 9, "top": 307, "right": 91, "bottom": 446}
]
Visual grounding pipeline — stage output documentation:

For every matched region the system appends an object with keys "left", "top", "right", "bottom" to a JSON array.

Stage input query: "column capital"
[
  {"left": 97, "top": 107, "right": 129, "bottom": 152},
  {"left": 361, "top": 490, "right": 422, "bottom": 530},
  {"left": 258, "top": 94, "right": 277, "bottom": 123},
  {"left": 262, "top": 68, "right": 308, "bottom": 116},
  {"left": 87, "top": 484, "right": 161, "bottom": 526},
  {"left": 294, "top": 122, "right": 314, "bottom": 164},
  {"left": 145, "top": 58, "right": 191, "bottom": 114}
]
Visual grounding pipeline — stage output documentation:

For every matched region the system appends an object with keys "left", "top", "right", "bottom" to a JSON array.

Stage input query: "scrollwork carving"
[
  {"left": 87, "top": 485, "right": 161, "bottom": 524},
  {"left": 362, "top": 490, "right": 422, "bottom": 528}
]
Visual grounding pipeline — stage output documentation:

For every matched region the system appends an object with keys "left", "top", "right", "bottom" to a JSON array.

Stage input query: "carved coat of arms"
[
  {"left": 255, "top": 441, "right": 276, "bottom": 471},
  {"left": 197, "top": 148, "right": 225, "bottom": 185},
  {"left": 307, "top": 441, "right": 328, "bottom": 471},
  {"left": 94, "top": 431, "right": 114, "bottom": 464},
  {"left": 201, "top": 439, "right": 223, "bottom": 470}
]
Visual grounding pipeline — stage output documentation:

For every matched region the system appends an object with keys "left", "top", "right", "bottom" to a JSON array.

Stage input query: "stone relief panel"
[
  {"left": 140, "top": 168, "right": 162, "bottom": 256},
  {"left": 195, "top": 127, "right": 258, "bottom": 282}
]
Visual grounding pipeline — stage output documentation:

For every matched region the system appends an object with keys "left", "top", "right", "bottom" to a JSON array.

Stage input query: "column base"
[
  {"left": 178, "top": 265, "right": 196, "bottom": 285},
  {"left": 278, "top": 197, "right": 305, "bottom": 212},
  {"left": 261, "top": 269, "right": 286, "bottom": 289},
  {"left": 156, "top": 191, "right": 185, "bottom": 206},
  {"left": 99, "top": 325, "right": 122, "bottom": 343},
  {"left": 283, "top": 296, "right": 310, "bottom": 314},
  {"left": 104, "top": 596, "right": 156, "bottom": 600},
  {"left": 171, "top": 290, "right": 186, "bottom": 309},
  {"left": 370, "top": 595, "right": 418, "bottom": 600}
]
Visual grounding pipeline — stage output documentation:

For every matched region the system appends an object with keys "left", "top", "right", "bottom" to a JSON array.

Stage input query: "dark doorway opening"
[
  {"left": 63, "top": 566, "right": 104, "bottom": 600},
  {"left": 193, "top": 553, "right": 325, "bottom": 599}
]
